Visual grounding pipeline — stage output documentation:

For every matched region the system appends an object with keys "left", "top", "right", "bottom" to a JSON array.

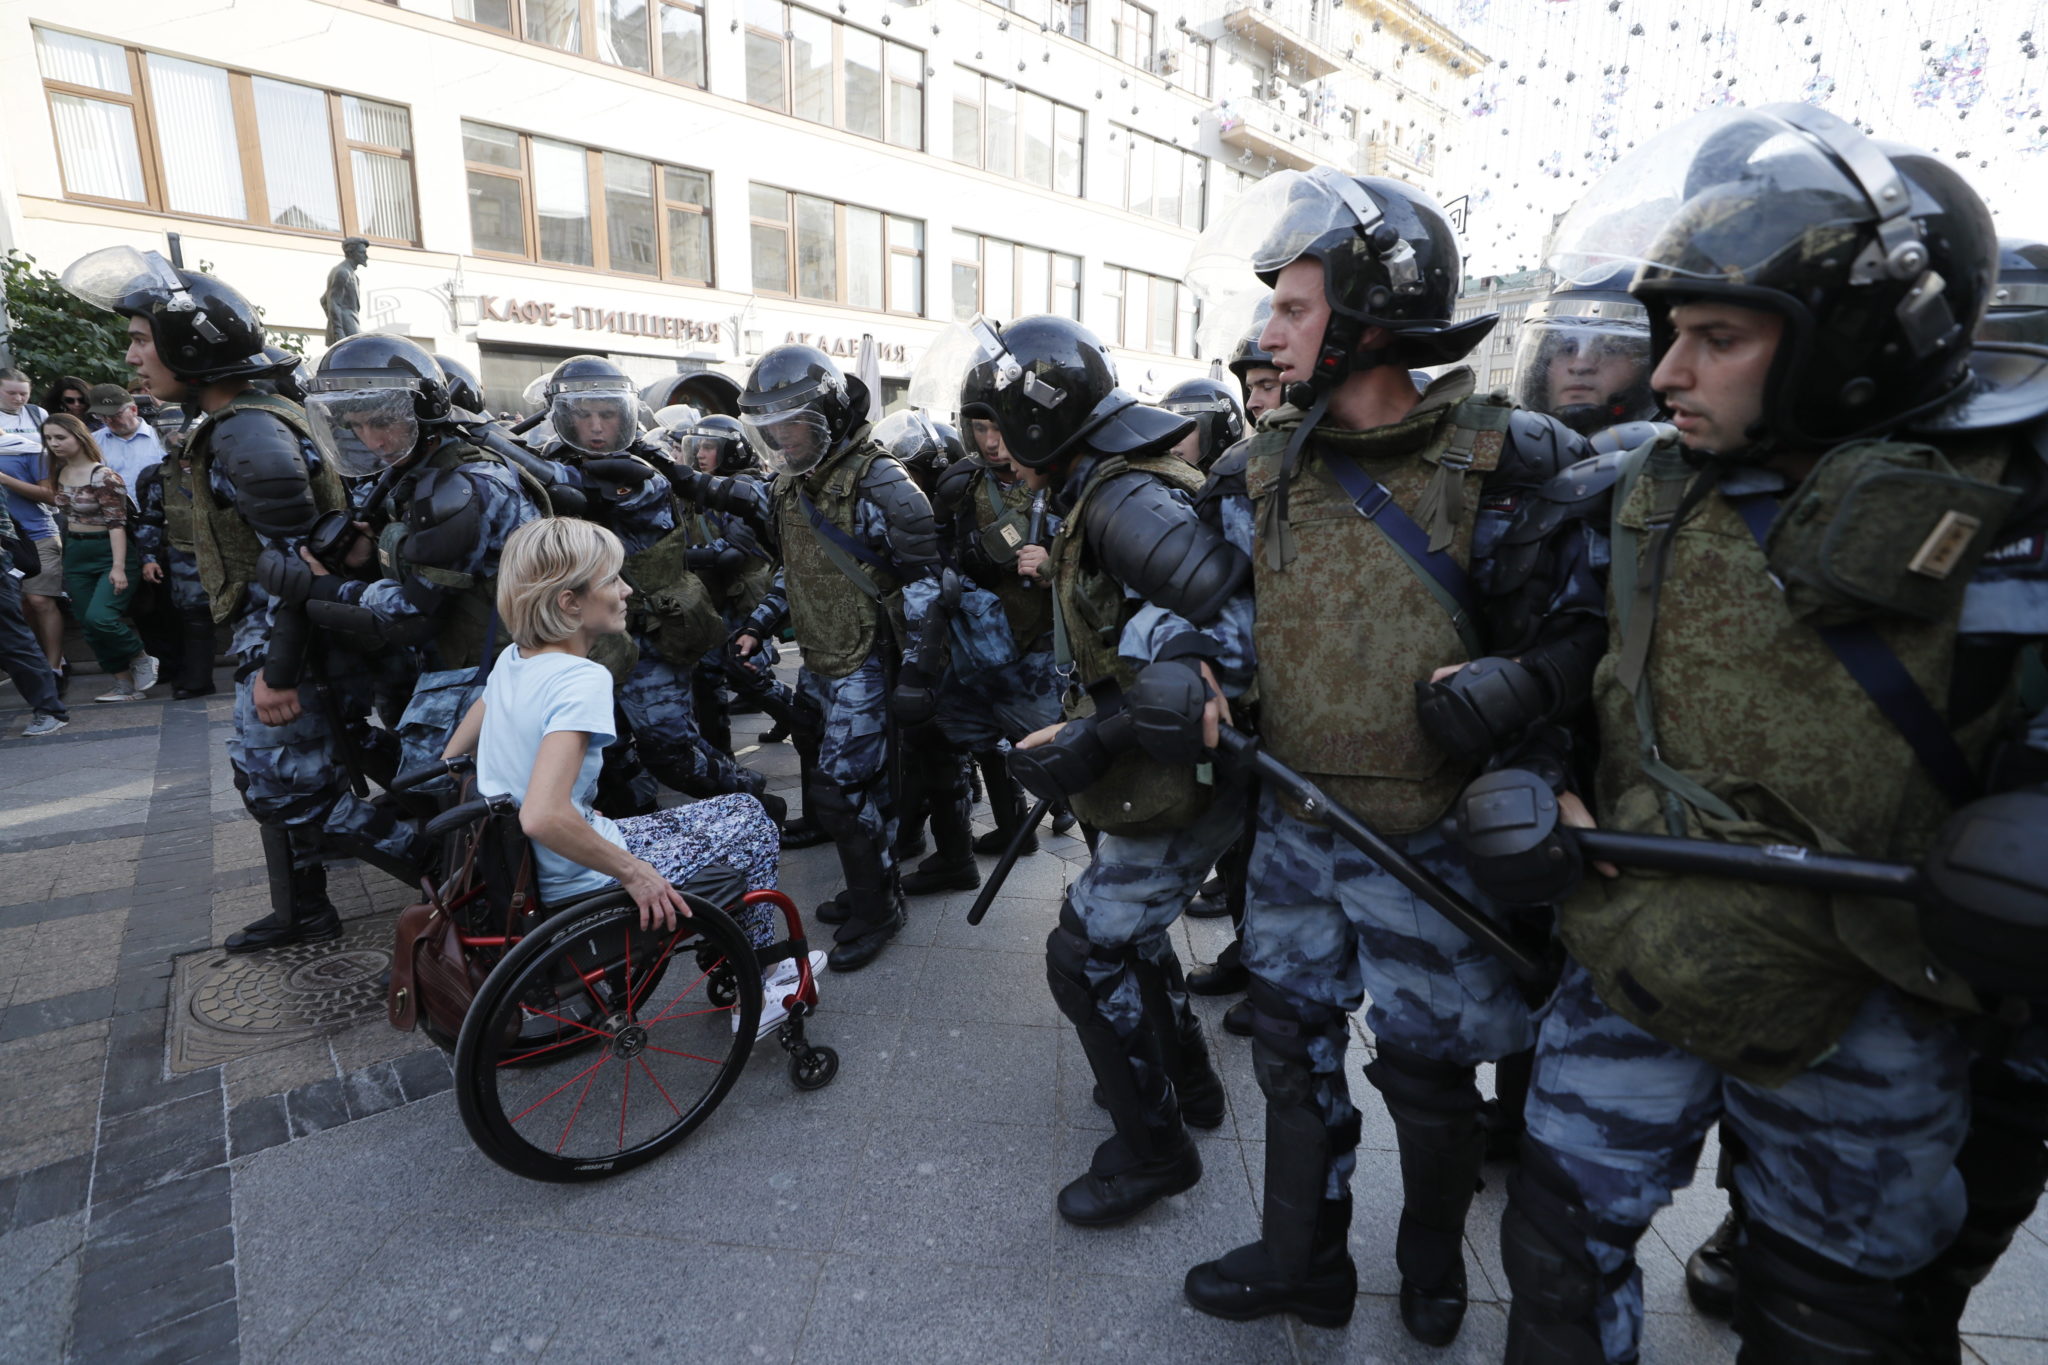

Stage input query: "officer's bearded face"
[
  {"left": 1262, "top": 259, "right": 1330, "bottom": 385},
  {"left": 1651, "top": 302, "right": 1781, "bottom": 456},
  {"left": 1547, "top": 339, "right": 1641, "bottom": 411},
  {"left": 1244, "top": 368, "right": 1284, "bottom": 420}
]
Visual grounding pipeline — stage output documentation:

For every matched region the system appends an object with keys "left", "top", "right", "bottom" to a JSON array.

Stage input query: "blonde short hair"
[{"left": 497, "top": 517, "right": 625, "bottom": 648}]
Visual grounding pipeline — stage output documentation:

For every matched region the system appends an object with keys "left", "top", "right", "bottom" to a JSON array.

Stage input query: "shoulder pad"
[
  {"left": 858, "top": 454, "right": 941, "bottom": 566},
  {"left": 934, "top": 456, "right": 979, "bottom": 510},
  {"left": 1195, "top": 438, "right": 1252, "bottom": 511},
  {"left": 1908, "top": 343, "right": 2048, "bottom": 437},
  {"left": 1588, "top": 420, "right": 1676, "bottom": 455},
  {"left": 1088, "top": 402, "right": 1195, "bottom": 459},
  {"left": 1497, "top": 409, "right": 1594, "bottom": 487},
  {"left": 1502, "top": 450, "right": 1633, "bottom": 547},
  {"left": 1081, "top": 470, "right": 1248, "bottom": 625},
  {"left": 401, "top": 466, "right": 485, "bottom": 570},
  {"left": 212, "top": 409, "right": 319, "bottom": 540}
]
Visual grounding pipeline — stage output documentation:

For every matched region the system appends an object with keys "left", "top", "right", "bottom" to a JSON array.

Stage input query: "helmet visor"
[
  {"left": 1510, "top": 312, "right": 1653, "bottom": 421},
  {"left": 60, "top": 246, "right": 185, "bottom": 312},
  {"left": 306, "top": 379, "right": 420, "bottom": 478},
  {"left": 741, "top": 408, "right": 832, "bottom": 476},
  {"left": 549, "top": 386, "right": 637, "bottom": 455},
  {"left": 907, "top": 317, "right": 1008, "bottom": 420},
  {"left": 872, "top": 409, "right": 942, "bottom": 465},
  {"left": 1187, "top": 169, "right": 1390, "bottom": 357}
]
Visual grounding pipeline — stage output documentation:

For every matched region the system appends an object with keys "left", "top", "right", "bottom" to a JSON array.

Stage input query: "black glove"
[
  {"left": 255, "top": 546, "right": 347, "bottom": 608},
  {"left": 890, "top": 669, "right": 939, "bottom": 728},
  {"left": 580, "top": 456, "right": 658, "bottom": 502}
]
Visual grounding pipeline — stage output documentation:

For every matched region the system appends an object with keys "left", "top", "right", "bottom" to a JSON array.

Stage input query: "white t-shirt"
[{"left": 474, "top": 644, "right": 624, "bottom": 903}]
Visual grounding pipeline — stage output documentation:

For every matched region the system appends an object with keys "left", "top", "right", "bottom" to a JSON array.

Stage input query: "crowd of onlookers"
[{"left": 0, "top": 365, "right": 189, "bottom": 737}]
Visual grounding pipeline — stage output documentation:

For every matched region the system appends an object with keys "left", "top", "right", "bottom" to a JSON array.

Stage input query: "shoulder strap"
[
  {"left": 1319, "top": 447, "right": 1486, "bottom": 656},
  {"left": 1722, "top": 489, "right": 1979, "bottom": 806},
  {"left": 795, "top": 486, "right": 888, "bottom": 601}
]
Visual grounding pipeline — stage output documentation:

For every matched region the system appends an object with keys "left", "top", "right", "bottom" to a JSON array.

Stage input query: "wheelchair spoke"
[
  {"left": 641, "top": 958, "right": 726, "bottom": 1027},
  {"left": 625, "top": 927, "right": 689, "bottom": 1016},
  {"left": 515, "top": 1003, "right": 612, "bottom": 1043},
  {"left": 635, "top": 1056, "right": 683, "bottom": 1118},
  {"left": 555, "top": 1057, "right": 607, "bottom": 1154},
  {"left": 507, "top": 1052, "right": 611, "bottom": 1126},
  {"left": 640, "top": 1044, "right": 727, "bottom": 1066},
  {"left": 497, "top": 1030, "right": 604, "bottom": 1068}
]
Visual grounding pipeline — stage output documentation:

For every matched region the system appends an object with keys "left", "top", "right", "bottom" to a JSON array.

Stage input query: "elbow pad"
[
  {"left": 304, "top": 597, "right": 434, "bottom": 649},
  {"left": 214, "top": 410, "right": 320, "bottom": 540},
  {"left": 861, "top": 457, "right": 943, "bottom": 569},
  {"left": 1081, "top": 472, "right": 1249, "bottom": 626},
  {"left": 686, "top": 544, "right": 746, "bottom": 575},
  {"left": 1414, "top": 657, "right": 1551, "bottom": 763}
]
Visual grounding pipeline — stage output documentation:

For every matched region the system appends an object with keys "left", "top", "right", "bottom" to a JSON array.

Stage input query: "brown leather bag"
[{"left": 387, "top": 815, "right": 542, "bottom": 1039}]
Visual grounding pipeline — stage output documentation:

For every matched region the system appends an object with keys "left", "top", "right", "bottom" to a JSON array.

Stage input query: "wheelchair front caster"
[{"left": 790, "top": 1045, "right": 839, "bottom": 1091}]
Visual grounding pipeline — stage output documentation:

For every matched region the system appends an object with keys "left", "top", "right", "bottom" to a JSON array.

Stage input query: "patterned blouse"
[{"left": 55, "top": 464, "right": 129, "bottom": 532}]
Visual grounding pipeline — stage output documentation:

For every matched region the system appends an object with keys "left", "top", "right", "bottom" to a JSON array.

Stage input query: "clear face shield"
[
  {"left": 907, "top": 317, "right": 1010, "bottom": 423},
  {"left": 739, "top": 403, "right": 832, "bottom": 477},
  {"left": 549, "top": 383, "right": 638, "bottom": 456},
  {"left": 305, "top": 377, "right": 422, "bottom": 478},
  {"left": 59, "top": 245, "right": 187, "bottom": 313},
  {"left": 1510, "top": 311, "right": 1653, "bottom": 423},
  {"left": 872, "top": 410, "right": 943, "bottom": 467}
]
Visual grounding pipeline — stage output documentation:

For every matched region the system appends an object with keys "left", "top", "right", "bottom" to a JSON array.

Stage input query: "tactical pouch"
[
  {"left": 623, "top": 525, "right": 726, "bottom": 666},
  {"left": 977, "top": 507, "right": 1030, "bottom": 567},
  {"left": 1063, "top": 693, "right": 1213, "bottom": 837},
  {"left": 589, "top": 631, "right": 639, "bottom": 686},
  {"left": 948, "top": 583, "right": 1019, "bottom": 675},
  {"left": 1766, "top": 440, "right": 2016, "bottom": 627}
]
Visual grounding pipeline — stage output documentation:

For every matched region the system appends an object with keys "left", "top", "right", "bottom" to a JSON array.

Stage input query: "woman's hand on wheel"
[{"left": 621, "top": 857, "right": 693, "bottom": 932}]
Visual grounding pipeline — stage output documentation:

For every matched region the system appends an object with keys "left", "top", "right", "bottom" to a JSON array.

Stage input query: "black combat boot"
[
  {"left": 971, "top": 750, "right": 1038, "bottom": 855},
  {"left": 901, "top": 794, "right": 980, "bottom": 895},
  {"left": 1686, "top": 1130, "right": 1747, "bottom": 1318},
  {"left": 1187, "top": 938, "right": 1249, "bottom": 996},
  {"left": 226, "top": 828, "right": 341, "bottom": 953},
  {"left": 1366, "top": 1044, "right": 1487, "bottom": 1347},
  {"left": 825, "top": 829, "right": 906, "bottom": 972},
  {"left": 173, "top": 610, "right": 217, "bottom": 698}
]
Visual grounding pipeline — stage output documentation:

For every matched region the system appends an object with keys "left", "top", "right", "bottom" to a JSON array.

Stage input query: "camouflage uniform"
[{"left": 133, "top": 457, "right": 214, "bottom": 692}]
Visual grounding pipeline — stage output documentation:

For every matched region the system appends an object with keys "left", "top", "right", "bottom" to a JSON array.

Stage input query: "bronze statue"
[{"left": 322, "top": 237, "right": 369, "bottom": 343}]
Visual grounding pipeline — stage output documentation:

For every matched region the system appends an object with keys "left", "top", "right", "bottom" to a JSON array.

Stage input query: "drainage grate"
[{"left": 168, "top": 911, "right": 399, "bottom": 1072}]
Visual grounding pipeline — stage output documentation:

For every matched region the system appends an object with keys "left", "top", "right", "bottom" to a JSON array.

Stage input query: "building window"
[
  {"left": 1102, "top": 266, "right": 1193, "bottom": 355},
  {"left": 462, "top": 121, "right": 713, "bottom": 284},
  {"left": 1111, "top": 1, "right": 1154, "bottom": 70},
  {"left": 750, "top": 184, "right": 922, "bottom": 316},
  {"left": 455, "top": 0, "right": 706, "bottom": 87},
  {"left": 744, "top": 2, "right": 924, "bottom": 150},
  {"left": 950, "top": 70, "right": 1083, "bottom": 197},
  {"left": 35, "top": 28, "right": 420, "bottom": 244},
  {"left": 1155, "top": 27, "right": 1211, "bottom": 98},
  {"left": 950, "top": 232, "right": 1080, "bottom": 322},
  {"left": 1102, "top": 125, "right": 1205, "bottom": 230}
]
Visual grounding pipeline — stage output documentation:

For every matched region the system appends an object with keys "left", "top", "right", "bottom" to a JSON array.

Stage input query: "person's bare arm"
[
  {"left": 441, "top": 697, "right": 487, "bottom": 760},
  {"left": 521, "top": 730, "right": 692, "bottom": 931},
  {"left": 0, "top": 468, "right": 55, "bottom": 504}
]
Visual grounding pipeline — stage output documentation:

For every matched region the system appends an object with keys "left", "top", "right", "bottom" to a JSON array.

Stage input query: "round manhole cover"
[{"left": 187, "top": 923, "right": 393, "bottom": 1035}]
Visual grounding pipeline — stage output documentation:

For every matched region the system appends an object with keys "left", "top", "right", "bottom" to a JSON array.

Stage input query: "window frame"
[
  {"left": 454, "top": 0, "right": 708, "bottom": 88},
  {"left": 1111, "top": 0, "right": 1155, "bottom": 70},
  {"left": 1111, "top": 124, "right": 1204, "bottom": 231},
  {"left": 34, "top": 28, "right": 419, "bottom": 246},
  {"left": 950, "top": 69, "right": 1084, "bottom": 197},
  {"left": 1105, "top": 265, "right": 1192, "bottom": 356},
  {"left": 461, "top": 120, "right": 714, "bottom": 285},
  {"left": 748, "top": 183, "right": 924, "bottom": 317},
  {"left": 742, "top": 1, "right": 924, "bottom": 151},
  {"left": 950, "top": 231, "right": 1080, "bottom": 322}
]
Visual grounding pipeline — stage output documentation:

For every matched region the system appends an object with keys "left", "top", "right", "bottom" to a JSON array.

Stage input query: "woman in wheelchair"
[{"left": 441, "top": 517, "right": 822, "bottom": 1035}]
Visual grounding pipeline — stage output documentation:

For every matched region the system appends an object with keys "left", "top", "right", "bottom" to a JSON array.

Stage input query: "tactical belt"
[
  {"left": 1722, "top": 487, "right": 1979, "bottom": 807},
  {"left": 795, "top": 487, "right": 890, "bottom": 602},
  {"left": 1319, "top": 447, "right": 1485, "bottom": 656}
]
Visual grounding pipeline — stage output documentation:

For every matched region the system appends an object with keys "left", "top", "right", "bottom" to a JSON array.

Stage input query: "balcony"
[
  {"left": 1222, "top": 0, "right": 1346, "bottom": 81},
  {"left": 1216, "top": 94, "right": 1353, "bottom": 173},
  {"left": 1361, "top": 137, "right": 1435, "bottom": 183}
]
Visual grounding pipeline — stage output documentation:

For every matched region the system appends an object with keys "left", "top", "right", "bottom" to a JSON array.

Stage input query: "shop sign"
[
  {"left": 478, "top": 295, "right": 721, "bottom": 344},
  {"left": 783, "top": 332, "right": 908, "bottom": 363}
]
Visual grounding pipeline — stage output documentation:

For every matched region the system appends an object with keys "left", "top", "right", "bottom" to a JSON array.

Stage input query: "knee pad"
[
  {"left": 1245, "top": 977, "right": 1349, "bottom": 1110},
  {"left": 1734, "top": 1222, "right": 1925, "bottom": 1364},
  {"left": 1363, "top": 1041, "right": 1484, "bottom": 1117},
  {"left": 1500, "top": 1145, "right": 1635, "bottom": 1364}
]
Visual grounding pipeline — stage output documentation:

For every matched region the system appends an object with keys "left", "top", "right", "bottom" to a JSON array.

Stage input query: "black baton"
[{"left": 967, "top": 797, "right": 1054, "bottom": 926}]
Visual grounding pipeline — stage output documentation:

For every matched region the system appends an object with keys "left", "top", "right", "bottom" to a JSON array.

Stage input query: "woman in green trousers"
[{"left": 44, "top": 413, "right": 155, "bottom": 702}]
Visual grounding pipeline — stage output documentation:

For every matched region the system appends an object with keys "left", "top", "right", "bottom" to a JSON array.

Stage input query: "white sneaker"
[
  {"left": 94, "top": 681, "right": 143, "bottom": 703},
  {"left": 736, "top": 950, "right": 828, "bottom": 1039},
  {"left": 130, "top": 654, "right": 159, "bottom": 692},
  {"left": 22, "top": 712, "right": 68, "bottom": 737}
]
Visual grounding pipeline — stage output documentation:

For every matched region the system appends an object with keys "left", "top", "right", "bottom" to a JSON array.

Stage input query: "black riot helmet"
[
  {"left": 873, "top": 409, "right": 952, "bottom": 491},
  {"left": 1983, "top": 238, "right": 2048, "bottom": 347},
  {"left": 932, "top": 419, "right": 970, "bottom": 464},
  {"left": 259, "top": 346, "right": 313, "bottom": 404},
  {"left": 1510, "top": 267, "right": 1659, "bottom": 436},
  {"left": 1160, "top": 377, "right": 1247, "bottom": 468},
  {"left": 1619, "top": 104, "right": 1996, "bottom": 454},
  {"left": 1227, "top": 296, "right": 1279, "bottom": 387},
  {"left": 680, "top": 413, "right": 755, "bottom": 476},
  {"left": 1187, "top": 168, "right": 1495, "bottom": 401},
  {"left": 61, "top": 246, "right": 291, "bottom": 387},
  {"left": 738, "top": 344, "right": 867, "bottom": 477},
  {"left": 544, "top": 354, "right": 639, "bottom": 456},
  {"left": 303, "top": 334, "right": 451, "bottom": 478},
  {"left": 433, "top": 353, "right": 487, "bottom": 414}
]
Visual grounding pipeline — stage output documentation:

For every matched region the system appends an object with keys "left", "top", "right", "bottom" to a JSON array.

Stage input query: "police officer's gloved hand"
[
  {"left": 580, "top": 456, "right": 658, "bottom": 502},
  {"left": 256, "top": 546, "right": 350, "bottom": 608},
  {"left": 890, "top": 667, "right": 939, "bottom": 728}
]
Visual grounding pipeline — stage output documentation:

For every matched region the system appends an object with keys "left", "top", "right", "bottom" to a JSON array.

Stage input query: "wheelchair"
[{"left": 385, "top": 757, "right": 837, "bottom": 1183}]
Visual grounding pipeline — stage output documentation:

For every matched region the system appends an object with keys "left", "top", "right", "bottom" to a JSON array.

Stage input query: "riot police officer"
[
  {"left": 1230, "top": 297, "right": 1287, "bottom": 424},
  {"left": 732, "top": 344, "right": 942, "bottom": 970},
  {"left": 1486, "top": 106, "right": 2048, "bottom": 1364},
  {"left": 62, "top": 247, "right": 419, "bottom": 951},
  {"left": 1510, "top": 265, "right": 1673, "bottom": 455},
  {"left": 1160, "top": 377, "right": 1247, "bottom": 472},
  {"left": 255, "top": 336, "right": 546, "bottom": 780},
  {"left": 132, "top": 443, "right": 216, "bottom": 699},
  {"left": 530, "top": 355, "right": 774, "bottom": 815},
  {"left": 1177, "top": 169, "right": 1587, "bottom": 1342},
  {"left": 961, "top": 315, "right": 1253, "bottom": 1227}
]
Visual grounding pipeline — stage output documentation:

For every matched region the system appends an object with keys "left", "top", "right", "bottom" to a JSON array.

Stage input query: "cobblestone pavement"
[{"left": 2, "top": 660, "right": 2046, "bottom": 1365}]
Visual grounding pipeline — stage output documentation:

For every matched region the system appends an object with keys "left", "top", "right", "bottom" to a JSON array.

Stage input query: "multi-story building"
[
  {"left": 1452, "top": 266, "right": 1553, "bottom": 393},
  {"left": 2, "top": 0, "right": 1477, "bottom": 413}
]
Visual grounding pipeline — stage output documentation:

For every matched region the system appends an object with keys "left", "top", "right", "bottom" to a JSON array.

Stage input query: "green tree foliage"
[{"left": 0, "top": 250, "right": 131, "bottom": 386}]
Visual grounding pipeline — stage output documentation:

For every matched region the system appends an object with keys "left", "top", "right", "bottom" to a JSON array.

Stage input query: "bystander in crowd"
[
  {"left": 0, "top": 368, "right": 48, "bottom": 437},
  {"left": 0, "top": 468, "right": 66, "bottom": 735},
  {"left": 41, "top": 375, "right": 92, "bottom": 427},
  {"left": 0, "top": 430, "right": 65, "bottom": 685},
  {"left": 44, "top": 411, "right": 154, "bottom": 701},
  {"left": 89, "top": 383, "right": 163, "bottom": 506}
]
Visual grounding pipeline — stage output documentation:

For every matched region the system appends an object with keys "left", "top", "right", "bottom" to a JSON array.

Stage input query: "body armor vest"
[
  {"left": 772, "top": 441, "right": 904, "bottom": 678},
  {"left": 187, "top": 390, "right": 346, "bottom": 624},
  {"left": 1246, "top": 394, "right": 1504, "bottom": 833},
  {"left": 1052, "top": 452, "right": 1213, "bottom": 837},
  {"left": 621, "top": 521, "right": 724, "bottom": 667},
  {"left": 1563, "top": 435, "right": 2016, "bottom": 1086},
  {"left": 972, "top": 468, "right": 1054, "bottom": 650},
  {"left": 160, "top": 457, "right": 197, "bottom": 554}
]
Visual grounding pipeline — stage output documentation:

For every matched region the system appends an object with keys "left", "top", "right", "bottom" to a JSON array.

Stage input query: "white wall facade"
[{"left": 1, "top": 0, "right": 1474, "bottom": 411}]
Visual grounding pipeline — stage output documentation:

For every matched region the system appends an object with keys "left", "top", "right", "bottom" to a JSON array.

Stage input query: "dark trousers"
[{"left": 0, "top": 568, "right": 64, "bottom": 716}]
